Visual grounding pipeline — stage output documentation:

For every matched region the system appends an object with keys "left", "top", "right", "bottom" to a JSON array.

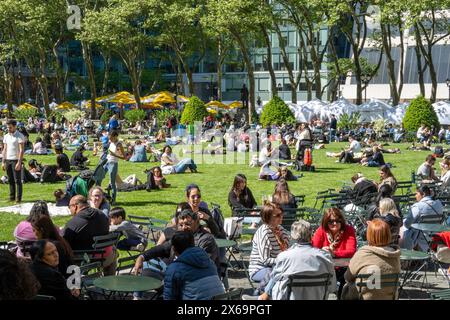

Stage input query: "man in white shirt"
[
  {"left": 2, "top": 120, "right": 25, "bottom": 203},
  {"left": 337, "top": 136, "right": 361, "bottom": 163}
]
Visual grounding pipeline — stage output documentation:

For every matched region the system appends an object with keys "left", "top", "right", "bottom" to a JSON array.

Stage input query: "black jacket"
[
  {"left": 369, "top": 151, "right": 385, "bottom": 165},
  {"left": 142, "top": 226, "right": 219, "bottom": 269},
  {"left": 57, "top": 153, "right": 71, "bottom": 172},
  {"left": 228, "top": 188, "right": 257, "bottom": 216},
  {"left": 70, "top": 150, "right": 87, "bottom": 167},
  {"left": 63, "top": 206, "right": 109, "bottom": 251},
  {"left": 278, "top": 144, "right": 291, "bottom": 160},
  {"left": 31, "top": 260, "right": 75, "bottom": 300}
]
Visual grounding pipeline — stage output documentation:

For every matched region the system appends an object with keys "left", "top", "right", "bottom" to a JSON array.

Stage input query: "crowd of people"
[{"left": 1, "top": 110, "right": 450, "bottom": 301}]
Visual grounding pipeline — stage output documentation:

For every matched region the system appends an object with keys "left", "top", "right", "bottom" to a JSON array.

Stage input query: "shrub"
[
  {"left": 180, "top": 96, "right": 207, "bottom": 124},
  {"left": 63, "top": 109, "right": 86, "bottom": 123},
  {"left": 402, "top": 96, "right": 439, "bottom": 132},
  {"left": 337, "top": 112, "right": 360, "bottom": 130},
  {"left": 155, "top": 109, "right": 179, "bottom": 127},
  {"left": 259, "top": 96, "right": 295, "bottom": 127},
  {"left": 100, "top": 109, "right": 113, "bottom": 123},
  {"left": 13, "top": 107, "right": 37, "bottom": 121},
  {"left": 50, "top": 110, "right": 65, "bottom": 123},
  {"left": 124, "top": 109, "right": 146, "bottom": 125}
]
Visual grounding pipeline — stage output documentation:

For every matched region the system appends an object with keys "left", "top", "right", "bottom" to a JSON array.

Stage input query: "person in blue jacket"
[{"left": 163, "top": 231, "right": 225, "bottom": 300}]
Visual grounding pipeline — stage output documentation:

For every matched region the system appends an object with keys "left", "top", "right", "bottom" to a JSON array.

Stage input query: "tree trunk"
[
  {"left": 81, "top": 41, "right": 97, "bottom": 119},
  {"left": 232, "top": 32, "right": 255, "bottom": 123},
  {"left": 101, "top": 50, "right": 111, "bottom": 96},
  {"left": 260, "top": 26, "right": 278, "bottom": 97},
  {"left": 2, "top": 65, "right": 14, "bottom": 116},
  {"left": 381, "top": 24, "right": 399, "bottom": 106},
  {"left": 38, "top": 48, "right": 50, "bottom": 116},
  {"left": 52, "top": 38, "right": 65, "bottom": 103},
  {"left": 414, "top": 25, "right": 426, "bottom": 97}
]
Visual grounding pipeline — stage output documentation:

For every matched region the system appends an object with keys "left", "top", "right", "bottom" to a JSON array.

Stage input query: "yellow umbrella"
[
  {"left": 96, "top": 91, "right": 135, "bottom": 104},
  {"left": 206, "top": 107, "right": 218, "bottom": 114},
  {"left": 206, "top": 100, "right": 228, "bottom": 109},
  {"left": 141, "top": 102, "right": 163, "bottom": 109},
  {"left": 153, "top": 92, "right": 176, "bottom": 104},
  {"left": 18, "top": 103, "right": 37, "bottom": 110},
  {"left": 56, "top": 101, "right": 76, "bottom": 109},
  {"left": 83, "top": 101, "right": 103, "bottom": 109},
  {"left": 228, "top": 101, "right": 243, "bottom": 109},
  {"left": 177, "top": 95, "right": 189, "bottom": 103}
]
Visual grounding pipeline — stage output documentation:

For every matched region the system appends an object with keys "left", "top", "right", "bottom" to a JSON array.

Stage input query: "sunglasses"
[{"left": 328, "top": 219, "right": 342, "bottom": 225}]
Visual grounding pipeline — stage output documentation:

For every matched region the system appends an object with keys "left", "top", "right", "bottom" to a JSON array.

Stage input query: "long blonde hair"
[{"left": 379, "top": 198, "right": 400, "bottom": 217}]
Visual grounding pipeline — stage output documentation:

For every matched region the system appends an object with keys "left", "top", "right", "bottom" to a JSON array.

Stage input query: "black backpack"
[
  {"left": 434, "top": 146, "right": 444, "bottom": 157},
  {"left": 40, "top": 165, "right": 58, "bottom": 183}
]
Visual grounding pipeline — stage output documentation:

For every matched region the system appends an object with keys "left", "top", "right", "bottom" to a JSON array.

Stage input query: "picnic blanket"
[{"left": 0, "top": 202, "right": 70, "bottom": 216}]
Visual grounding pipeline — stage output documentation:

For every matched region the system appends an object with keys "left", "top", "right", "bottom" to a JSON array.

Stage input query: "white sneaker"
[
  {"left": 241, "top": 294, "right": 259, "bottom": 300},
  {"left": 335, "top": 160, "right": 340, "bottom": 163}
]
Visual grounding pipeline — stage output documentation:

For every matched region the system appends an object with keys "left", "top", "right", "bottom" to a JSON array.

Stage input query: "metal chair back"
[{"left": 286, "top": 273, "right": 332, "bottom": 300}]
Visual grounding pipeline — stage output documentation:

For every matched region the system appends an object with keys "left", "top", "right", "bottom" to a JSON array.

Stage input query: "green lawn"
[{"left": 0, "top": 140, "right": 428, "bottom": 241}]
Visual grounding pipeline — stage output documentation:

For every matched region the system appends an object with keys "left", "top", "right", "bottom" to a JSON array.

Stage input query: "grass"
[{"left": 0, "top": 139, "right": 427, "bottom": 241}]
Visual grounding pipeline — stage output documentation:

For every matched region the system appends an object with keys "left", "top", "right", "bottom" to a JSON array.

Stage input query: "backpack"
[
  {"left": 304, "top": 148, "right": 312, "bottom": 166},
  {"left": 40, "top": 165, "right": 58, "bottom": 183},
  {"left": 210, "top": 203, "right": 227, "bottom": 239}
]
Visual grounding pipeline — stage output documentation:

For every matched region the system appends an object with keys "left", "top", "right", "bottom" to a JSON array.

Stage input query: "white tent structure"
[
  {"left": 357, "top": 99, "right": 395, "bottom": 123},
  {"left": 328, "top": 98, "right": 358, "bottom": 118},
  {"left": 433, "top": 101, "right": 450, "bottom": 125}
]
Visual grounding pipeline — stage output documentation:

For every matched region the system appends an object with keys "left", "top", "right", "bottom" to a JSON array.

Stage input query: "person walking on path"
[{"left": 2, "top": 120, "right": 25, "bottom": 203}]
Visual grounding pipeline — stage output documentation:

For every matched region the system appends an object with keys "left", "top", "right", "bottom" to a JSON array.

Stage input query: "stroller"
[
  {"left": 294, "top": 139, "right": 315, "bottom": 172},
  {"left": 65, "top": 157, "right": 108, "bottom": 198}
]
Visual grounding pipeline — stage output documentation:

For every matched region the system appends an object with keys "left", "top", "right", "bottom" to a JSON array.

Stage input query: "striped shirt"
[{"left": 249, "top": 224, "right": 290, "bottom": 278}]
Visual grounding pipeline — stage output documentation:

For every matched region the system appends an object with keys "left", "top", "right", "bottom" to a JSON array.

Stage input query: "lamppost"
[
  {"left": 361, "top": 74, "right": 370, "bottom": 102},
  {"left": 446, "top": 78, "right": 450, "bottom": 101},
  {"left": 277, "top": 83, "right": 282, "bottom": 99}
]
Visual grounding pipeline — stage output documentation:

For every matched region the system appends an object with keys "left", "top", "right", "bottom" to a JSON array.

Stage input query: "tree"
[
  {"left": 124, "top": 109, "right": 146, "bottom": 125},
  {"left": 204, "top": 0, "right": 263, "bottom": 123},
  {"left": 402, "top": 96, "right": 439, "bottom": 132},
  {"left": 180, "top": 96, "right": 208, "bottom": 124},
  {"left": 407, "top": 0, "right": 450, "bottom": 102},
  {"left": 0, "top": 0, "right": 67, "bottom": 116},
  {"left": 81, "top": 0, "right": 152, "bottom": 109},
  {"left": 260, "top": 96, "right": 295, "bottom": 126},
  {"left": 144, "top": 0, "right": 211, "bottom": 96}
]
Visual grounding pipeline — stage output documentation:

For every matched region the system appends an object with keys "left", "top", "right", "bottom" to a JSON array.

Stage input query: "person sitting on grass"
[
  {"left": 55, "top": 146, "right": 70, "bottom": 173},
  {"left": 360, "top": 146, "right": 385, "bottom": 167},
  {"left": 151, "top": 166, "right": 170, "bottom": 189},
  {"left": 129, "top": 140, "right": 148, "bottom": 162},
  {"left": 109, "top": 207, "right": 147, "bottom": 252},
  {"left": 163, "top": 231, "right": 225, "bottom": 300},
  {"left": 336, "top": 136, "right": 361, "bottom": 163},
  {"left": 70, "top": 145, "right": 89, "bottom": 170},
  {"left": 160, "top": 145, "right": 198, "bottom": 175}
]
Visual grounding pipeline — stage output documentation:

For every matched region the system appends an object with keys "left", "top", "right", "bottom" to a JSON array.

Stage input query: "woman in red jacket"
[{"left": 312, "top": 207, "right": 357, "bottom": 299}]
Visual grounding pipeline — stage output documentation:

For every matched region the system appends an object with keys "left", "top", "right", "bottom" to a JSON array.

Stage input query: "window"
[{"left": 258, "top": 78, "right": 269, "bottom": 92}]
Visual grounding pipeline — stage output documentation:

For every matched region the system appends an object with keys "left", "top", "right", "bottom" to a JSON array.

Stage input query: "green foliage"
[
  {"left": 124, "top": 108, "right": 146, "bottom": 125},
  {"left": 100, "top": 109, "right": 113, "bottom": 123},
  {"left": 50, "top": 110, "right": 64, "bottom": 123},
  {"left": 12, "top": 107, "right": 37, "bottom": 121},
  {"left": 155, "top": 109, "right": 179, "bottom": 127},
  {"left": 180, "top": 96, "right": 208, "bottom": 124},
  {"left": 63, "top": 109, "right": 86, "bottom": 123},
  {"left": 259, "top": 96, "right": 295, "bottom": 127},
  {"left": 402, "top": 96, "right": 439, "bottom": 132},
  {"left": 337, "top": 112, "right": 361, "bottom": 130},
  {"left": 373, "top": 119, "right": 387, "bottom": 134}
]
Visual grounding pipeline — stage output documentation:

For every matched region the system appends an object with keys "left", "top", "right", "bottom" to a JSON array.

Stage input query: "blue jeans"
[
  {"left": 174, "top": 158, "right": 197, "bottom": 173},
  {"left": 330, "top": 129, "right": 336, "bottom": 142},
  {"left": 106, "top": 161, "right": 118, "bottom": 203},
  {"left": 251, "top": 267, "right": 272, "bottom": 293}
]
